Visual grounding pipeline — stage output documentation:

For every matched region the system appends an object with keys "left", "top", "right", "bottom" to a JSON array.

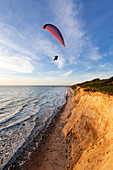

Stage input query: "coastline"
[
  {"left": 2, "top": 85, "right": 113, "bottom": 169},
  {"left": 5, "top": 87, "right": 73, "bottom": 170}
]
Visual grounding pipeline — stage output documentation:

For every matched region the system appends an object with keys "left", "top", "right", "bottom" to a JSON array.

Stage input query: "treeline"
[{"left": 72, "top": 76, "right": 113, "bottom": 95}]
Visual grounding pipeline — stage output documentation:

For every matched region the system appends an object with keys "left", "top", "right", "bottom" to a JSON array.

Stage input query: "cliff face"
[{"left": 63, "top": 88, "right": 113, "bottom": 170}]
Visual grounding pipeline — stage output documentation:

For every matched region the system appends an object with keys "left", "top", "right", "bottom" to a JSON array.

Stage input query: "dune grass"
[{"left": 71, "top": 77, "right": 113, "bottom": 95}]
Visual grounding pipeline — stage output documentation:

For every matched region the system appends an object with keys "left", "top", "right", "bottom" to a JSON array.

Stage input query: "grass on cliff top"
[{"left": 71, "top": 76, "right": 113, "bottom": 95}]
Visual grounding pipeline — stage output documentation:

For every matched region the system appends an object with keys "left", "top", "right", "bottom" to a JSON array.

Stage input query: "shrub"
[{"left": 71, "top": 76, "right": 113, "bottom": 95}]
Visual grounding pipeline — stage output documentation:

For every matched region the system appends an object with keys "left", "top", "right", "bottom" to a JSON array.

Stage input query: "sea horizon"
[{"left": 0, "top": 85, "right": 70, "bottom": 87}]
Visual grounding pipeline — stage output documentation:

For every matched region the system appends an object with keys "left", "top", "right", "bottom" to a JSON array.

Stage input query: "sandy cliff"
[{"left": 63, "top": 88, "right": 113, "bottom": 170}]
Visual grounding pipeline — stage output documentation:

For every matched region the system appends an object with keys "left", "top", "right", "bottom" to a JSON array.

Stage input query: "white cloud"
[
  {"left": 55, "top": 56, "right": 65, "bottom": 68},
  {"left": 50, "top": 0, "right": 102, "bottom": 64},
  {"left": 83, "top": 67, "right": 91, "bottom": 71},
  {"left": 0, "top": 54, "right": 34, "bottom": 73},
  {"left": 63, "top": 70, "right": 73, "bottom": 76},
  {"left": 88, "top": 47, "right": 102, "bottom": 61},
  {"left": 0, "top": 22, "right": 40, "bottom": 59},
  {"left": 0, "top": 22, "right": 40, "bottom": 73},
  {"left": 50, "top": 0, "right": 85, "bottom": 54},
  {"left": 98, "top": 63, "right": 112, "bottom": 69},
  {"left": 82, "top": 71, "right": 113, "bottom": 80},
  {"left": 34, "top": 36, "right": 57, "bottom": 57},
  {"left": 34, "top": 34, "right": 66, "bottom": 68},
  {"left": 0, "top": 0, "right": 107, "bottom": 85},
  {"left": 67, "top": 55, "right": 78, "bottom": 65},
  {"left": 0, "top": 21, "right": 66, "bottom": 73}
]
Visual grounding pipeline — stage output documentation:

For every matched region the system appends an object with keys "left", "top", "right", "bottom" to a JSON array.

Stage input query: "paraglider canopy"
[
  {"left": 54, "top": 56, "right": 58, "bottom": 61},
  {"left": 42, "top": 24, "right": 65, "bottom": 47}
]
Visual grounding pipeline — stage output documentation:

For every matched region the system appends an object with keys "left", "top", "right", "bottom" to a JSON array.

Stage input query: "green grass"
[{"left": 71, "top": 76, "right": 113, "bottom": 95}]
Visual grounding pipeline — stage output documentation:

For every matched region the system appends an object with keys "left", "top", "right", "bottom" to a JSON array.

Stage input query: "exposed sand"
[
  {"left": 19, "top": 88, "right": 73, "bottom": 170},
  {"left": 4, "top": 86, "right": 113, "bottom": 170},
  {"left": 63, "top": 87, "right": 113, "bottom": 170}
]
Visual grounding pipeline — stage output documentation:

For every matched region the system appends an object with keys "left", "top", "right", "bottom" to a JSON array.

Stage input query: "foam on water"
[{"left": 0, "top": 86, "right": 67, "bottom": 169}]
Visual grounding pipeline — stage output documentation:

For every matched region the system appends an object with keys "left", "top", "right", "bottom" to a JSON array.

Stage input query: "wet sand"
[{"left": 19, "top": 88, "right": 72, "bottom": 170}]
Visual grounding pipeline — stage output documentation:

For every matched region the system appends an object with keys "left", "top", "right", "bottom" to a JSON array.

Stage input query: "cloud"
[
  {"left": 0, "top": 21, "right": 66, "bottom": 73},
  {"left": 55, "top": 56, "right": 65, "bottom": 68},
  {"left": 98, "top": 63, "right": 112, "bottom": 69},
  {"left": 67, "top": 55, "right": 78, "bottom": 65},
  {"left": 0, "top": 0, "right": 107, "bottom": 85},
  {"left": 88, "top": 47, "right": 102, "bottom": 61},
  {"left": 63, "top": 70, "right": 73, "bottom": 76},
  {"left": 33, "top": 34, "right": 66, "bottom": 68},
  {"left": 82, "top": 66, "right": 91, "bottom": 71},
  {"left": 34, "top": 36, "right": 57, "bottom": 57},
  {"left": 0, "top": 54, "right": 34, "bottom": 73},
  {"left": 50, "top": 0, "right": 102, "bottom": 64},
  {"left": 50, "top": 0, "right": 85, "bottom": 53},
  {"left": 0, "top": 22, "right": 40, "bottom": 73},
  {"left": 0, "top": 22, "right": 40, "bottom": 59}
]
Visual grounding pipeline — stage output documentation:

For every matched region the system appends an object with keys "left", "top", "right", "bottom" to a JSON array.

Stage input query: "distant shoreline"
[{"left": 0, "top": 85, "right": 71, "bottom": 87}]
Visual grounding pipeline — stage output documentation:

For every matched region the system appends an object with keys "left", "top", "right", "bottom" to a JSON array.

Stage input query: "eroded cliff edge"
[{"left": 63, "top": 88, "right": 113, "bottom": 170}]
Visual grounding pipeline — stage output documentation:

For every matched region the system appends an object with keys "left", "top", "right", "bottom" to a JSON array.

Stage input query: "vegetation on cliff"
[{"left": 71, "top": 76, "right": 113, "bottom": 95}]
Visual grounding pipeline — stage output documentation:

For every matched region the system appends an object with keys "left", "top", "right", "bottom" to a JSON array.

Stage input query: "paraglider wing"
[{"left": 42, "top": 24, "right": 65, "bottom": 47}]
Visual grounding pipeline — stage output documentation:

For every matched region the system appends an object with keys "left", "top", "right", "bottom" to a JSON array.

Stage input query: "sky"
[{"left": 0, "top": 0, "right": 113, "bottom": 85}]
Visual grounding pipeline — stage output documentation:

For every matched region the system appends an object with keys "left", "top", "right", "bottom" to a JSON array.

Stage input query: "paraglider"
[
  {"left": 42, "top": 24, "right": 65, "bottom": 47},
  {"left": 54, "top": 55, "right": 58, "bottom": 61}
]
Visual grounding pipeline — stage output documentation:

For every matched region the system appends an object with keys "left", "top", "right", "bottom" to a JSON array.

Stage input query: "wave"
[
  {"left": 0, "top": 86, "right": 67, "bottom": 169},
  {"left": 0, "top": 103, "right": 31, "bottom": 126},
  {"left": 0, "top": 105, "right": 40, "bottom": 131}
]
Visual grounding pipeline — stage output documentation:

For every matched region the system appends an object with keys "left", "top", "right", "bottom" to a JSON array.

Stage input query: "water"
[{"left": 0, "top": 86, "right": 67, "bottom": 169}]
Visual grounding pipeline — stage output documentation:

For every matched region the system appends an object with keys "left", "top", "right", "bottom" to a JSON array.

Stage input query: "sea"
[{"left": 0, "top": 86, "right": 67, "bottom": 169}]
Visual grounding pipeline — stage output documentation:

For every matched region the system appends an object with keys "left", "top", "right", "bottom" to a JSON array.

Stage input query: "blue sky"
[{"left": 0, "top": 0, "right": 113, "bottom": 85}]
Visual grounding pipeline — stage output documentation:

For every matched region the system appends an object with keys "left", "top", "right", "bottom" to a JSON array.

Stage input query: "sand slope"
[{"left": 63, "top": 88, "right": 113, "bottom": 170}]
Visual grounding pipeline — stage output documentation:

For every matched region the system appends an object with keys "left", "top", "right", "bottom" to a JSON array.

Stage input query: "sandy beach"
[
  {"left": 4, "top": 88, "right": 73, "bottom": 170},
  {"left": 4, "top": 85, "right": 113, "bottom": 170},
  {"left": 20, "top": 88, "right": 72, "bottom": 170}
]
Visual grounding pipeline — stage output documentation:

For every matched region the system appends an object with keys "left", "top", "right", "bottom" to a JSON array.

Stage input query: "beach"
[
  {"left": 4, "top": 88, "right": 73, "bottom": 170},
  {"left": 21, "top": 88, "right": 72, "bottom": 170},
  {"left": 3, "top": 85, "right": 113, "bottom": 170}
]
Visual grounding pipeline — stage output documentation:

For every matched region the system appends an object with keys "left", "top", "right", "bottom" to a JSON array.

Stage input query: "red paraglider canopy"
[{"left": 42, "top": 24, "right": 65, "bottom": 47}]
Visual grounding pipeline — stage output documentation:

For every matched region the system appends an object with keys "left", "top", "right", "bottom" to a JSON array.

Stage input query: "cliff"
[{"left": 63, "top": 88, "right": 113, "bottom": 170}]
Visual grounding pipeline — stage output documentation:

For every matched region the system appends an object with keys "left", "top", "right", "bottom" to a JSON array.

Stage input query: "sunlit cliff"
[{"left": 63, "top": 87, "right": 113, "bottom": 170}]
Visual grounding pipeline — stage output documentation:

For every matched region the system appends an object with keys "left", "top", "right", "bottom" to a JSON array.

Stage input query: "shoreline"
[{"left": 4, "top": 87, "right": 73, "bottom": 170}]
